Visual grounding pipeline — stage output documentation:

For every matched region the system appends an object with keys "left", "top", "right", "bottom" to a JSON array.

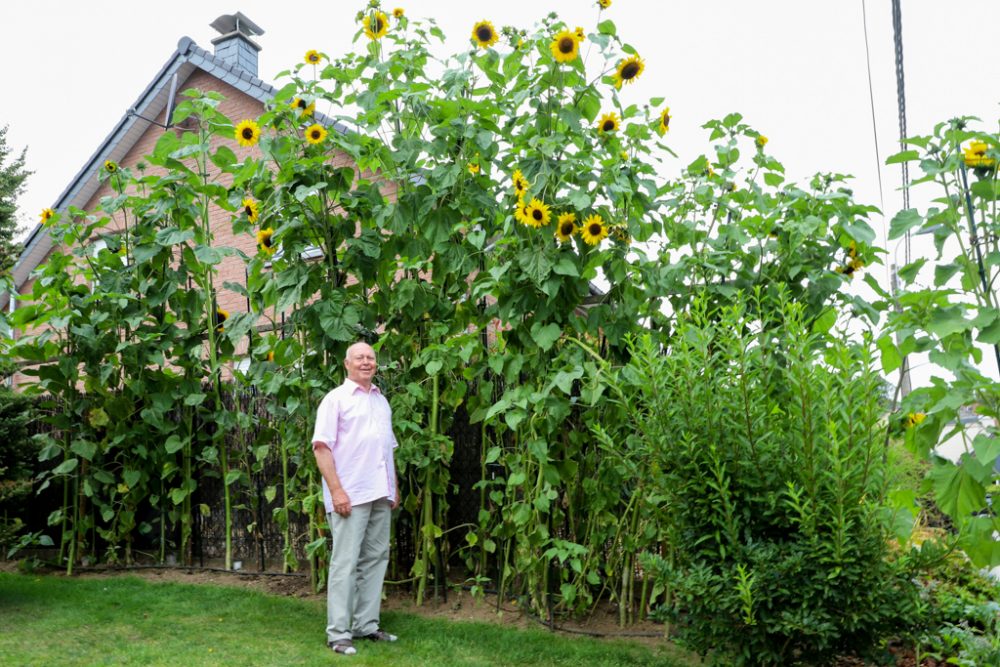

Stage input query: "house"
[{"left": 2, "top": 12, "right": 356, "bottom": 383}]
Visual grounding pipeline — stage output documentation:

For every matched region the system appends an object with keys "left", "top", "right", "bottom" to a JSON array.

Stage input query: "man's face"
[{"left": 345, "top": 344, "right": 377, "bottom": 386}]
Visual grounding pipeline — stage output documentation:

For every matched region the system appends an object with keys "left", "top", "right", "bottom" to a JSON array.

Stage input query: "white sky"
[{"left": 3, "top": 0, "right": 999, "bottom": 384}]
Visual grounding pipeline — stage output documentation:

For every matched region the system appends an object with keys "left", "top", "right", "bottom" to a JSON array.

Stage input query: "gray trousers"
[{"left": 326, "top": 500, "right": 391, "bottom": 643}]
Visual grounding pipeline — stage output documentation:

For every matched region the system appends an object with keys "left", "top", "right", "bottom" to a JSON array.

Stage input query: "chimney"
[{"left": 209, "top": 12, "right": 264, "bottom": 77}]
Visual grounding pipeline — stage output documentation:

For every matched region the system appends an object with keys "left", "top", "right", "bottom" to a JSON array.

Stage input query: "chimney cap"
[{"left": 209, "top": 12, "right": 264, "bottom": 38}]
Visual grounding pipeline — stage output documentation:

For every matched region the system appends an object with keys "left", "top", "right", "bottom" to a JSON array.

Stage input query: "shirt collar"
[{"left": 344, "top": 378, "right": 380, "bottom": 395}]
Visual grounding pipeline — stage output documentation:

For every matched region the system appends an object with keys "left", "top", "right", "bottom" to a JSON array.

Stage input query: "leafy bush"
[
  {"left": 0, "top": 387, "right": 41, "bottom": 556},
  {"left": 598, "top": 294, "right": 919, "bottom": 665}
]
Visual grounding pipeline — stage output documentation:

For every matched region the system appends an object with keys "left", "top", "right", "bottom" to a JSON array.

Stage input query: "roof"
[{"left": 4, "top": 34, "right": 349, "bottom": 308}]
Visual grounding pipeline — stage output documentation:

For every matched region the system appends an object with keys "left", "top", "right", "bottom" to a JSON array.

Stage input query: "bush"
[
  {"left": 601, "top": 294, "right": 919, "bottom": 665},
  {"left": 0, "top": 388, "right": 41, "bottom": 556}
]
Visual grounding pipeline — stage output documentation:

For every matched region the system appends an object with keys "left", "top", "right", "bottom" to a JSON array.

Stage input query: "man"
[{"left": 312, "top": 341, "right": 400, "bottom": 656}]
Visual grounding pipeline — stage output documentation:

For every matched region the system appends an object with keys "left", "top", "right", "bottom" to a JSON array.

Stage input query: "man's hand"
[
  {"left": 332, "top": 488, "right": 352, "bottom": 516},
  {"left": 391, "top": 488, "right": 400, "bottom": 510}
]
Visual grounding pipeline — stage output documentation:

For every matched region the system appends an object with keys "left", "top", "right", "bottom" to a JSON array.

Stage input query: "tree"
[{"left": 0, "top": 125, "right": 31, "bottom": 276}]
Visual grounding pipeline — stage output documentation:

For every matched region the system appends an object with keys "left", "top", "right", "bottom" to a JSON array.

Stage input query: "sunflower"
[
  {"left": 619, "top": 150, "right": 629, "bottom": 161},
  {"left": 467, "top": 162, "right": 480, "bottom": 175},
  {"left": 292, "top": 97, "right": 315, "bottom": 117},
  {"left": 104, "top": 160, "right": 118, "bottom": 174},
  {"left": 523, "top": 198, "right": 551, "bottom": 228},
  {"left": 580, "top": 214, "right": 608, "bottom": 246},
  {"left": 658, "top": 107, "right": 671, "bottom": 135},
  {"left": 305, "top": 123, "right": 328, "bottom": 145},
  {"left": 215, "top": 308, "right": 229, "bottom": 333},
  {"left": 756, "top": 134, "right": 769, "bottom": 148},
  {"left": 964, "top": 140, "right": 996, "bottom": 169},
  {"left": 609, "top": 224, "right": 630, "bottom": 245},
  {"left": 613, "top": 54, "right": 645, "bottom": 89},
  {"left": 514, "top": 199, "right": 532, "bottom": 225},
  {"left": 393, "top": 7, "right": 405, "bottom": 18},
  {"left": 363, "top": 11, "right": 389, "bottom": 40},
  {"left": 902, "top": 411, "right": 926, "bottom": 429},
  {"left": 555, "top": 213, "right": 577, "bottom": 242},
  {"left": 304, "top": 49, "right": 322, "bottom": 65},
  {"left": 242, "top": 197, "right": 260, "bottom": 223},
  {"left": 597, "top": 112, "right": 620, "bottom": 133},
  {"left": 235, "top": 119, "right": 261, "bottom": 147},
  {"left": 256, "top": 228, "right": 276, "bottom": 255},
  {"left": 550, "top": 30, "right": 581, "bottom": 63},
  {"left": 266, "top": 350, "right": 275, "bottom": 362},
  {"left": 472, "top": 20, "right": 499, "bottom": 49},
  {"left": 40, "top": 208, "right": 55, "bottom": 223},
  {"left": 511, "top": 169, "right": 529, "bottom": 198},
  {"left": 598, "top": 0, "right": 612, "bottom": 8},
  {"left": 575, "top": 26, "right": 586, "bottom": 40}
]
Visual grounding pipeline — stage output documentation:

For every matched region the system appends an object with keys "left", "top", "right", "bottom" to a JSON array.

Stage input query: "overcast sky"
[{"left": 4, "top": 1, "right": 1000, "bottom": 382}]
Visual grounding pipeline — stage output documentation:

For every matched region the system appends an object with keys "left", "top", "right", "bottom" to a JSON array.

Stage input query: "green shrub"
[
  {"left": 0, "top": 387, "right": 42, "bottom": 557},
  {"left": 600, "top": 294, "right": 919, "bottom": 665}
]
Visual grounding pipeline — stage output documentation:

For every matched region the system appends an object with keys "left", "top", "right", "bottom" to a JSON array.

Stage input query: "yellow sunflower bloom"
[
  {"left": 242, "top": 197, "right": 260, "bottom": 223},
  {"left": 472, "top": 20, "right": 499, "bottom": 49},
  {"left": 523, "top": 198, "right": 551, "bottom": 228},
  {"left": 658, "top": 107, "right": 671, "bottom": 135},
  {"left": 104, "top": 160, "right": 118, "bottom": 174},
  {"left": 363, "top": 11, "right": 389, "bottom": 40},
  {"left": 756, "top": 134, "right": 769, "bottom": 148},
  {"left": 235, "top": 119, "right": 261, "bottom": 147},
  {"left": 964, "top": 140, "right": 996, "bottom": 169},
  {"left": 598, "top": 0, "right": 612, "bottom": 8},
  {"left": 575, "top": 26, "right": 586, "bottom": 41},
  {"left": 256, "top": 228, "right": 276, "bottom": 255},
  {"left": 555, "top": 213, "right": 577, "bottom": 242},
  {"left": 512, "top": 169, "right": 529, "bottom": 198},
  {"left": 266, "top": 350, "right": 275, "bottom": 362},
  {"left": 305, "top": 123, "right": 328, "bottom": 145},
  {"left": 393, "top": 7, "right": 405, "bottom": 18},
  {"left": 292, "top": 97, "right": 316, "bottom": 117},
  {"left": 514, "top": 200, "right": 531, "bottom": 225},
  {"left": 40, "top": 208, "right": 55, "bottom": 223},
  {"left": 613, "top": 54, "right": 645, "bottom": 89},
  {"left": 304, "top": 50, "right": 322, "bottom": 65},
  {"left": 215, "top": 308, "right": 229, "bottom": 333},
  {"left": 580, "top": 214, "right": 608, "bottom": 246},
  {"left": 467, "top": 163, "right": 480, "bottom": 175},
  {"left": 597, "top": 112, "right": 620, "bottom": 133},
  {"left": 550, "top": 30, "right": 581, "bottom": 63},
  {"left": 620, "top": 150, "right": 629, "bottom": 161}
]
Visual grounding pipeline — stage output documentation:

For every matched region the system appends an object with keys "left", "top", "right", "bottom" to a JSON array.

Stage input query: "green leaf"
[
  {"left": 71, "top": 440, "right": 97, "bottom": 462},
  {"left": 552, "top": 258, "right": 579, "bottom": 277},
  {"left": 194, "top": 246, "right": 222, "bottom": 266},
  {"left": 484, "top": 446, "right": 501, "bottom": 465},
  {"left": 934, "top": 263, "right": 961, "bottom": 287},
  {"left": 210, "top": 145, "right": 237, "bottom": 169},
  {"left": 926, "top": 305, "right": 968, "bottom": 338},
  {"left": 930, "top": 458, "right": 988, "bottom": 517},
  {"left": 164, "top": 435, "right": 186, "bottom": 454},
  {"left": 184, "top": 393, "right": 206, "bottom": 407},
  {"left": 53, "top": 458, "right": 79, "bottom": 475},
  {"left": 888, "top": 209, "right": 923, "bottom": 240},
  {"left": 876, "top": 334, "right": 902, "bottom": 374},
  {"left": 597, "top": 19, "right": 616, "bottom": 36},
  {"left": 123, "top": 470, "right": 141, "bottom": 489},
  {"left": 885, "top": 149, "right": 919, "bottom": 165},
  {"left": 530, "top": 322, "right": 562, "bottom": 352},
  {"left": 811, "top": 307, "right": 836, "bottom": 334},
  {"left": 763, "top": 172, "right": 784, "bottom": 187},
  {"left": 518, "top": 249, "right": 553, "bottom": 285},
  {"left": 224, "top": 470, "right": 241, "bottom": 486},
  {"left": 973, "top": 433, "right": 1000, "bottom": 468},
  {"left": 898, "top": 258, "right": 927, "bottom": 283}
]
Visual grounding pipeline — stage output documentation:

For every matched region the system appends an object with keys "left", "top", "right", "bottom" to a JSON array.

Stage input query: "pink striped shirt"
[{"left": 311, "top": 379, "right": 398, "bottom": 513}]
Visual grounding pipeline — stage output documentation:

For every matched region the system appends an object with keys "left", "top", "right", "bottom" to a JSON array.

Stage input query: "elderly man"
[{"left": 312, "top": 341, "right": 400, "bottom": 656}]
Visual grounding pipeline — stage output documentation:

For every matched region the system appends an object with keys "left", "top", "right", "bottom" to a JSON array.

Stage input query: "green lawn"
[{"left": 0, "top": 572, "right": 692, "bottom": 666}]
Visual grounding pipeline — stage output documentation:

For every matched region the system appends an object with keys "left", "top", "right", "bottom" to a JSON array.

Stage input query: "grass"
[{"left": 0, "top": 572, "right": 693, "bottom": 666}]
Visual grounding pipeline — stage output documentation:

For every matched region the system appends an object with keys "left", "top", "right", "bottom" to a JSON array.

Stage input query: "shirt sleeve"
[{"left": 311, "top": 392, "right": 339, "bottom": 449}]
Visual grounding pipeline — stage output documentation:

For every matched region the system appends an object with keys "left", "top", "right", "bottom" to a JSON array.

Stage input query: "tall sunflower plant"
[{"left": 878, "top": 117, "right": 1000, "bottom": 567}]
